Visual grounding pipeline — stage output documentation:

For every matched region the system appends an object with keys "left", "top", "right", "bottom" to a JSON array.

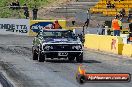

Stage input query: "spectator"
[
  {"left": 32, "top": 5, "right": 38, "bottom": 20},
  {"left": 10, "top": 1, "right": 16, "bottom": 9},
  {"left": 23, "top": 4, "right": 28, "bottom": 11},
  {"left": 23, "top": 4, "right": 29, "bottom": 19},
  {"left": 9, "top": 0, "right": 20, "bottom": 10},
  {"left": 111, "top": 3, "right": 115, "bottom": 8},
  {"left": 119, "top": 8, "right": 126, "bottom": 17},
  {"left": 84, "top": 9, "right": 91, "bottom": 29},
  {"left": 112, "top": 15, "right": 122, "bottom": 36},
  {"left": 119, "top": 18, "right": 123, "bottom": 30},
  {"left": 24, "top": 10, "right": 29, "bottom": 19},
  {"left": 128, "top": 21, "right": 132, "bottom": 41},
  {"left": 106, "top": 1, "right": 115, "bottom": 8},
  {"left": 114, "top": 0, "right": 124, "bottom": 2},
  {"left": 128, "top": 14, "right": 132, "bottom": 22},
  {"left": 127, "top": 9, "right": 132, "bottom": 22},
  {"left": 9, "top": 2, "right": 13, "bottom": 9},
  {"left": 129, "top": 21, "right": 132, "bottom": 32},
  {"left": 106, "top": 1, "right": 111, "bottom": 8},
  {"left": 15, "top": 0, "right": 20, "bottom": 9}
]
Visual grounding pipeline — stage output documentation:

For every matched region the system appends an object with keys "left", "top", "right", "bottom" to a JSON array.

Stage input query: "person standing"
[
  {"left": 85, "top": 9, "right": 91, "bottom": 28},
  {"left": 23, "top": 4, "right": 29, "bottom": 19},
  {"left": 32, "top": 5, "right": 38, "bottom": 20},
  {"left": 112, "top": 15, "right": 122, "bottom": 36},
  {"left": 15, "top": 0, "right": 20, "bottom": 9}
]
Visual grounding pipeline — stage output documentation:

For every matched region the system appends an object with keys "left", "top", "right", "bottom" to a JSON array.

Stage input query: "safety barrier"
[
  {"left": 122, "top": 44, "right": 132, "bottom": 57},
  {"left": 84, "top": 34, "right": 131, "bottom": 55}
]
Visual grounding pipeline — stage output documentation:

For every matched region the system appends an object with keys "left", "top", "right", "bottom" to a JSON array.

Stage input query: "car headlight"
[
  {"left": 72, "top": 45, "right": 82, "bottom": 50},
  {"left": 44, "top": 45, "right": 53, "bottom": 50}
]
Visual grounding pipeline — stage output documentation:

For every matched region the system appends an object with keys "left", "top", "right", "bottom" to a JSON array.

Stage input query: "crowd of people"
[
  {"left": 106, "top": 1, "right": 115, "bottom": 8},
  {"left": 106, "top": 0, "right": 124, "bottom": 9},
  {"left": 106, "top": 0, "right": 132, "bottom": 23}
]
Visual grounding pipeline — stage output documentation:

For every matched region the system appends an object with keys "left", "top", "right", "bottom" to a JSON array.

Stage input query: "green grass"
[{"left": 0, "top": 0, "right": 54, "bottom": 18}]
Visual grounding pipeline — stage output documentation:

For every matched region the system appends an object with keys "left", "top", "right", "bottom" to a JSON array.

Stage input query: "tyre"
[
  {"left": 68, "top": 55, "right": 75, "bottom": 61},
  {"left": 78, "top": 75, "right": 86, "bottom": 84},
  {"left": 38, "top": 51, "right": 45, "bottom": 62},
  {"left": 33, "top": 50, "right": 38, "bottom": 60},
  {"left": 76, "top": 53, "right": 83, "bottom": 63}
]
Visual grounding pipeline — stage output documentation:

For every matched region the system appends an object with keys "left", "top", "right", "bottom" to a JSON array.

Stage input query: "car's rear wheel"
[
  {"left": 76, "top": 53, "right": 83, "bottom": 63},
  {"left": 38, "top": 51, "right": 45, "bottom": 62},
  {"left": 33, "top": 50, "right": 38, "bottom": 60}
]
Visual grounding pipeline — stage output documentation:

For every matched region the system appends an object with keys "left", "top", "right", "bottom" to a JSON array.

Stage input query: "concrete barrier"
[
  {"left": 84, "top": 34, "right": 132, "bottom": 57},
  {"left": 122, "top": 44, "right": 132, "bottom": 57},
  {"left": 84, "top": 34, "right": 123, "bottom": 54}
]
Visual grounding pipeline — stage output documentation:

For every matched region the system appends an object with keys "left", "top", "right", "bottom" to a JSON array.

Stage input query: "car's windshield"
[{"left": 39, "top": 30, "right": 75, "bottom": 39}]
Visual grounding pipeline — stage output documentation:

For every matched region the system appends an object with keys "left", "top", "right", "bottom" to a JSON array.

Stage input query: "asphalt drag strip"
[{"left": 0, "top": 72, "right": 13, "bottom": 87}]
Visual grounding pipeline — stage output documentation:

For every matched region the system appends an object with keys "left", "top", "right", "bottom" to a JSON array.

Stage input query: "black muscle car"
[{"left": 32, "top": 29, "right": 83, "bottom": 62}]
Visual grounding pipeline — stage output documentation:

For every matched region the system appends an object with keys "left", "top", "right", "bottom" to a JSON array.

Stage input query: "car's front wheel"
[
  {"left": 38, "top": 51, "right": 45, "bottom": 62},
  {"left": 76, "top": 74, "right": 86, "bottom": 84},
  {"left": 33, "top": 50, "right": 38, "bottom": 60},
  {"left": 76, "top": 53, "right": 83, "bottom": 63}
]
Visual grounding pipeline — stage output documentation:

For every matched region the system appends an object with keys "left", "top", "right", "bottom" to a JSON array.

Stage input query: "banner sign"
[
  {"left": 29, "top": 20, "right": 66, "bottom": 36},
  {"left": 0, "top": 19, "right": 30, "bottom": 35}
]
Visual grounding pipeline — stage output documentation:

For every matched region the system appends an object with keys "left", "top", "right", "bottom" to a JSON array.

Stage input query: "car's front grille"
[
  {"left": 54, "top": 45, "right": 71, "bottom": 51},
  {"left": 44, "top": 44, "right": 81, "bottom": 51}
]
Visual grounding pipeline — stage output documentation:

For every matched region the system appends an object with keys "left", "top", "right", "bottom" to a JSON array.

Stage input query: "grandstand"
[{"left": 90, "top": 0, "right": 132, "bottom": 16}]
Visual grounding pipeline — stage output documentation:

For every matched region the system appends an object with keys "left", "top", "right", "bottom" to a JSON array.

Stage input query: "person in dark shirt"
[
  {"left": 23, "top": 4, "right": 28, "bottom": 11},
  {"left": 128, "top": 13, "right": 132, "bottom": 22},
  {"left": 128, "top": 9, "right": 132, "bottom": 22},
  {"left": 12, "top": 1, "right": 16, "bottom": 9},
  {"left": 119, "top": 8, "right": 126, "bottom": 17},
  {"left": 106, "top": 1, "right": 111, "bottom": 8},
  {"left": 32, "top": 6, "right": 38, "bottom": 20},
  {"left": 23, "top": 4, "right": 29, "bottom": 19},
  {"left": 15, "top": 0, "right": 20, "bottom": 9},
  {"left": 129, "top": 20, "right": 132, "bottom": 33},
  {"left": 128, "top": 21, "right": 132, "bottom": 41}
]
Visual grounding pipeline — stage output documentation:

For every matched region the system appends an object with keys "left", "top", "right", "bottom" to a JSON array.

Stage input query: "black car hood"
[{"left": 43, "top": 38, "right": 80, "bottom": 43}]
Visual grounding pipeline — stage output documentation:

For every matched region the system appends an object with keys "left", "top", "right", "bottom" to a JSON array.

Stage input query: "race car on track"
[{"left": 32, "top": 29, "right": 83, "bottom": 62}]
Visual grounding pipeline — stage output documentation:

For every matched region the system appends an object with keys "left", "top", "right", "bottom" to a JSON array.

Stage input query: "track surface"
[
  {"left": 0, "top": 72, "right": 13, "bottom": 87},
  {"left": 0, "top": 35, "right": 132, "bottom": 87}
]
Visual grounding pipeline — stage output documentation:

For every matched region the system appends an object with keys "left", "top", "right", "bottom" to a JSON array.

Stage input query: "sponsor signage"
[
  {"left": 29, "top": 20, "right": 66, "bottom": 36},
  {"left": 0, "top": 18, "right": 30, "bottom": 35},
  {"left": 76, "top": 65, "right": 131, "bottom": 84}
]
